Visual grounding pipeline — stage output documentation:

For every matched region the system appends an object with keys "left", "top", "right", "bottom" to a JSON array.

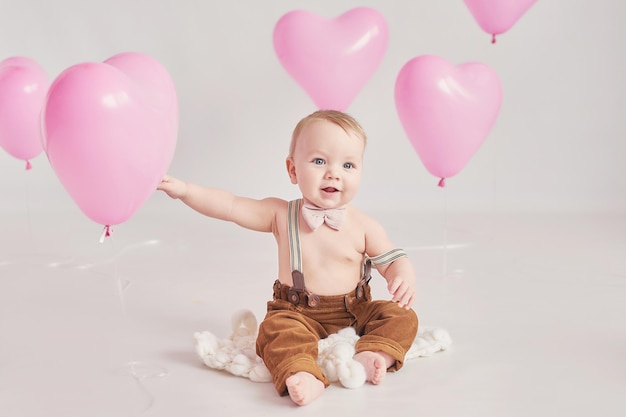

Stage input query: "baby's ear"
[{"left": 286, "top": 157, "right": 298, "bottom": 184}]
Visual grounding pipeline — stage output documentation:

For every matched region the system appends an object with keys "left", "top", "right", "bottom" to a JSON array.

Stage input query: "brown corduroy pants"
[{"left": 256, "top": 280, "right": 419, "bottom": 396}]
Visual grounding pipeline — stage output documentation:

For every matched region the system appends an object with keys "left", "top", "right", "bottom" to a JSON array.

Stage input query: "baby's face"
[{"left": 288, "top": 119, "right": 364, "bottom": 209}]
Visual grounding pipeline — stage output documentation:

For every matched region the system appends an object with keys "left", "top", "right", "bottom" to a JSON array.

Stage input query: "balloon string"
[
  {"left": 104, "top": 235, "right": 167, "bottom": 414},
  {"left": 442, "top": 185, "right": 448, "bottom": 277},
  {"left": 24, "top": 168, "right": 34, "bottom": 246}
]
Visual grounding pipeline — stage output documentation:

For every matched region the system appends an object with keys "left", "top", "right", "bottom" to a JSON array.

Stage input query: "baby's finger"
[
  {"left": 398, "top": 292, "right": 414, "bottom": 309},
  {"left": 394, "top": 284, "right": 412, "bottom": 307},
  {"left": 387, "top": 277, "right": 402, "bottom": 296},
  {"left": 390, "top": 281, "right": 406, "bottom": 302}
]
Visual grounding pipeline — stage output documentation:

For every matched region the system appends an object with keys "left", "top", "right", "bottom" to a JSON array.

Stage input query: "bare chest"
[{"left": 296, "top": 225, "right": 365, "bottom": 294}]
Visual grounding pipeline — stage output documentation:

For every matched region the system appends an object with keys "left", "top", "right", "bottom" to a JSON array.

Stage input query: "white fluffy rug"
[{"left": 194, "top": 309, "right": 452, "bottom": 389}]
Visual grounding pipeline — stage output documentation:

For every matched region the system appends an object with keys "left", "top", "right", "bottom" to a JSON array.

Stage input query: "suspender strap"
[
  {"left": 287, "top": 199, "right": 320, "bottom": 306},
  {"left": 369, "top": 248, "right": 408, "bottom": 267},
  {"left": 287, "top": 199, "right": 303, "bottom": 273}
]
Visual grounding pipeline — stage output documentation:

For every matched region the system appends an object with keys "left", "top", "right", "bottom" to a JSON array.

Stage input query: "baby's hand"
[
  {"left": 157, "top": 176, "right": 188, "bottom": 200},
  {"left": 387, "top": 276, "right": 415, "bottom": 309}
]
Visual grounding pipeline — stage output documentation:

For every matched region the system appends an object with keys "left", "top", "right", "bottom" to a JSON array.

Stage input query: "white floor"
[{"left": 1, "top": 209, "right": 624, "bottom": 416}]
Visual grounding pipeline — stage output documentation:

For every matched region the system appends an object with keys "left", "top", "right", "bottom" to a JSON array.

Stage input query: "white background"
[{"left": 1, "top": 0, "right": 624, "bottom": 217}]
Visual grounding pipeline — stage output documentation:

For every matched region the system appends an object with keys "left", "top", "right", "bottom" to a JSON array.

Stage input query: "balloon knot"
[
  {"left": 491, "top": 34, "right": 497, "bottom": 44},
  {"left": 438, "top": 178, "right": 446, "bottom": 187},
  {"left": 99, "top": 225, "right": 113, "bottom": 243},
  {"left": 25, "top": 160, "right": 32, "bottom": 170}
]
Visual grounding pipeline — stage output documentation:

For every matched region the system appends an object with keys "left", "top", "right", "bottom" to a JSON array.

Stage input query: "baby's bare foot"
[
  {"left": 353, "top": 351, "right": 394, "bottom": 385},
  {"left": 286, "top": 372, "right": 324, "bottom": 406}
]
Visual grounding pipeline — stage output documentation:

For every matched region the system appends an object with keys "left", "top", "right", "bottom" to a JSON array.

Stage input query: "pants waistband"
[{"left": 272, "top": 279, "right": 371, "bottom": 309}]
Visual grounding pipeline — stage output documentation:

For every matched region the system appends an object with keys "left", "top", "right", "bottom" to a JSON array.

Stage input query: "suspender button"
[
  {"left": 288, "top": 289, "right": 300, "bottom": 305},
  {"left": 307, "top": 294, "right": 320, "bottom": 307}
]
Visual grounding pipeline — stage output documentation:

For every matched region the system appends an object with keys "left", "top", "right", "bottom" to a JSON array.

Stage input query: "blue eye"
[
  {"left": 343, "top": 162, "right": 353, "bottom": 169},
  {"left": 313, "top": 158, "right": 325, "bottom": 165}
]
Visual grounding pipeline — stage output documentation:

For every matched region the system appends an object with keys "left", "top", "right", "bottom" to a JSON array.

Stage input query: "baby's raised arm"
[{"left": 157, "top": 176, "right": 281, "bottom": 233}]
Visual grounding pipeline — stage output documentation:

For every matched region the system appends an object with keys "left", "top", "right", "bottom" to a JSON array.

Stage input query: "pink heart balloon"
[
  {"left": 273, "top": 7, "right": 388, "bottom": 111},
  {"left": 43, "top": 52, "right": 178, "bottom": 227},
  {"left": 0, "top": 57, "right": 50, "bottom": 169},
  {"left": 464, "top": 0, "right": 537, "bottom": 43},
  {"left": 395, "top": 55, "right": 502, "bottom": 186}
]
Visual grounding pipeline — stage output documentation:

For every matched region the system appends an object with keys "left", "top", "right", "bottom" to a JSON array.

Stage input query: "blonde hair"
[{"left": 288, "top": 110, "right": 367, "bottom": 157}]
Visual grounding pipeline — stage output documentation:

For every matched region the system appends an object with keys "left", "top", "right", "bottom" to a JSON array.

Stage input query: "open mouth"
[{"left": 322, "top": 187, "right": 339, "bottom": 193}]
